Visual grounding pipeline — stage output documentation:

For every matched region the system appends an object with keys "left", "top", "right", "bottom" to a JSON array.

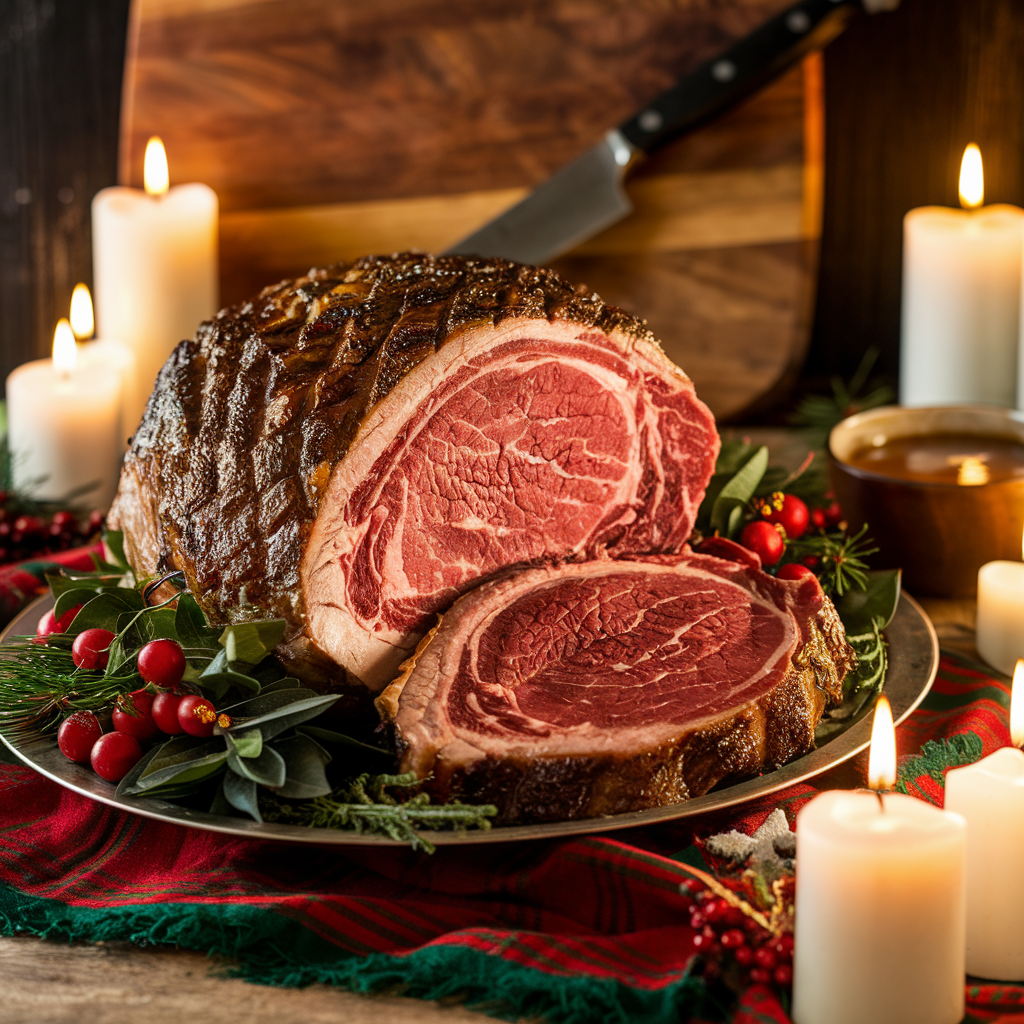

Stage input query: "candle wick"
[{"left": 876, "top": 790, "right": 886, "bottom": 812}]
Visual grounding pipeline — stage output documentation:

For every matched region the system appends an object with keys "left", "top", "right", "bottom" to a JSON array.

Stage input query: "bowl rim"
[{"left": 828, "top": 404, "right": 1024, "bottom": 489}]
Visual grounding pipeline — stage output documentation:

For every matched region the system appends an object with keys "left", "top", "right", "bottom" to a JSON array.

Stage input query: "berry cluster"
[
  {"left": 40, "top": 609, "right": 222, "bottom": 783},
  {"left": 0, "top": 500, "right": 104, "bottom": 565},
  {"left": 737, "top": 492, "right": 843, "bottom": 571},
  {"left": 686, "top": 888, "right": 793, "bottom": 989}
]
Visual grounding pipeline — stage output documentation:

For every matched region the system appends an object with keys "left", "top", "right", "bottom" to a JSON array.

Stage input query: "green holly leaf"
[
  {"left": 65, "top": 590, "right": 145, "bottom": 636},
  {"left": 53, "top": 587, "right": 99, "bottom": 620},
  {"left": 297, "top": 725, "right": 395, "bottom": 763},
  {"left": 174, "top": 594, "right": 221, "bottom": 653}
]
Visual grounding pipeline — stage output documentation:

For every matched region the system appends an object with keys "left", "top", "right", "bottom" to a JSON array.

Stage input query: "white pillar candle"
[
  {"left": 977, "top": 559, "right": 1024, "bottom": 675},
  {"left": 792, "top": 697, "right": 967, "bottom": 1024},
  {"left": 69, "top": 284, "right": 138, "bottom": 447},
  {"left": 900, "top": 145, "right": 1024, "bottom": 408},
  {"left": 945, "top": 736, "right": 1024, "bottom": 979},
  {"left": 6, "top": 321, "right": 123, "bottom": 510},
  {"left": 91, "top": 137, "right": 218, "bottom": 434}
]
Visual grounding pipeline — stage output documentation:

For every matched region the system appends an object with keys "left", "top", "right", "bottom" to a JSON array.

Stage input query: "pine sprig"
[
  {"left": 261, "top": 772, "right": 498, "bottom": 854},
  {"left": 781, "top": 525, "right": 878, "bottom": 597},
  {"left": 0, "top": 636, "right": 134, "bottom": 738}
]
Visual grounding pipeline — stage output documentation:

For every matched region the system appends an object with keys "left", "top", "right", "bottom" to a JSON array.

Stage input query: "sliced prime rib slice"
[
  {"left": 377, "top": 540, "right": 855, "bottom": 824},
  {"left": 108, "top": 253, "right": 718, "bottom": 693}
]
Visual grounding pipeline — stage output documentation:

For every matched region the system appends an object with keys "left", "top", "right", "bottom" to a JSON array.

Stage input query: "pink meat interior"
[
  {"left": 337, "top": 336, "right": 709, "bottom": 637},
  {"left": 447, "top": 570, "right": 794, "bottom": 736}
]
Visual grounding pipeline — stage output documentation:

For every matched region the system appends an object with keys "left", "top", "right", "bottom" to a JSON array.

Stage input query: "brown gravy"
[{"left": 846, "top": 433, "right": 1024, "bottom": 486}]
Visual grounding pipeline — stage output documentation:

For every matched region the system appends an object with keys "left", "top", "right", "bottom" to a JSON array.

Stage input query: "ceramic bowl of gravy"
[{"left": 829, "top": 405, "right": 1024, "bottom": 597}]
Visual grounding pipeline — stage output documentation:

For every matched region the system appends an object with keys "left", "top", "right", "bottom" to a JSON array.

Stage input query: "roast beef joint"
[{"left": 108, "top": 252, "right": 855, "bottom": 823}]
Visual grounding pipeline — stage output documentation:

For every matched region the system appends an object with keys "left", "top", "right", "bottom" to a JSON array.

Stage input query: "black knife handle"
[{"left": 619, "top": 0, "right": 863, "bottom": 154}]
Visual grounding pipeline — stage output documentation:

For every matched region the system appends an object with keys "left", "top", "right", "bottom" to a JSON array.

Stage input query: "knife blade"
[{"left": 446, "top": 0, "right": 898, "bottom": 266}]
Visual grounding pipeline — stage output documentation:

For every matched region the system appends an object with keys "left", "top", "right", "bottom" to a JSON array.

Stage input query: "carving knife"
[{"left": 446, "top": 0, "right": 898, "bottom": 266}]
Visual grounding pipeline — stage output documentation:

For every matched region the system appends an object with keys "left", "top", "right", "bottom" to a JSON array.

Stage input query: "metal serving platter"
[{"left": 1, "top": 593, "right": 937, "bottom": 846}]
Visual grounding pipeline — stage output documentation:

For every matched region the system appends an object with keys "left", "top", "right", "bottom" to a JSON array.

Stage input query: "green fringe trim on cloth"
[
  {"left": 0, "top": 883, "right": 714, "bottom": 1024},
  {"left": 895, "top": 732, "right": 984, "bottom": 795}
]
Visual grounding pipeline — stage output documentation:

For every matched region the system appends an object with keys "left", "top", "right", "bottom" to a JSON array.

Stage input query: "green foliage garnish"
[
  {"left": 260, "top": 773, "right": 498, "bottom": 854},
  {"left": 791, "top": 347, "right": 895, "bottom": 451},
  {"left": 0, "top": 530, "right": 496, "bottom": 851},
  {"left": 782, "top": 525, "right": 878, "bottom": 598}
]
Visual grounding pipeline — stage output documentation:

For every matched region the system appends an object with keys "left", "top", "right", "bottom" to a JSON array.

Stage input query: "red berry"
[
  {"left": 754, "top": 946, "right": 777, "bottom": 970},
  {"left": 810, "top": 507, "right": 827, "bottom": 530},
  {"left": 51, "top": 510, "right": 76, "bottom": 529},
  {"left": 90, "top": 731, "right": 143, "bottom": 782},
  {"left": 763, "top": 494, "right": 810, "bottom": 539},
  {"left": 773, "top": 964, "right": 793, "bottom": 986},
  {"left": 739, "top": 520, "right": 785, "bottom": 567},
  {"left": 13, "top": 515, "right": 44, "bottom": 536},
  {"left": 37, "top": 603, "right": 83, "bottom": 637},
  {"left": 802, "top": 555, "right": 820, "bottom": 569},
  {"left": 734, "top": 944, "right": 754, "bottom": 967},
  {"left": 112, "top": 690, "right": 159, "bottom": 741},
  {"left": 776, "top": 934, "right": 795, "bottom": 959},
  {"left": 703, "top": 897, "right": 729, "bottom": 922},
  {"left": 721, "top": 928, "right": 745, "bottom": 949},
  {"left": 749, "top": 967, "right": 772, "bottom": 985},
  {"left": 823, "top": 500, "right": 843, "bottom": 527},
  {"left": 57, "top": 711, "right": 103, "bottom": 763},
  {"left": 151, "top": 692, "right": 184, "bottom": 734},
  {"left": 776, "top": 563, "right": 815, "bottom": 582},
  {"left": 137, "top": 639, "right": 186, "bottom": 688},
  {"left": 689, "top": 910, "right": 706, "bottom": 929},
  {"left": 177, "top": 695, "right": 217, "bottom": 737},
  {"left": 71, "top": 628, "right": 116, "bottom": 670},
  {"left": 88, "top": 510, "right": 104, "bottom": 531}
]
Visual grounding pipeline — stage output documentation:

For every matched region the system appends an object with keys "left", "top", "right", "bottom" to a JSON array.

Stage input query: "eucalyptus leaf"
[
  {"left": 297, "top": 725, "right": 395, "bottom": 762},
  {"left": 174, "top": 594, "right": 221, "bottom": 652},
  {"left": 222, "top": 688, "right": 322, "bottom": 718},
  {"left": 113, "top": 743, "right": 162, "bottom": 797},
  {"left": 117, "top": 736, "right": 227, "bottom": 796},
  {"left": 198, "top": 649, "right": 261, "bottom": 699},
  {"left": 273, "top": 733, "right": 332, "bottom": 799},
  {"left": 836, "top": 569, "right": 902, "bottom": 635},
  {"left": 709, "top": 446, "right": 769, "bottom": 539},
  {"left": 223, "top": 769, "right": 262, "bottom": 822},
  {"left": 258, "top": 677, "right": 302, "bottom": 695},
  {"left": 227, "top": 746, "right": 286, "bottom": 787},
  {"left": 226, "top": 727, "right": 263, "bottom": 760},
  {"left": 228, "top": 693, "right": 340, "bottom": 741},
  {"left": 209, "top": 779, "right": 232, "bottom": 816},
  {"left": 47, "top": 571, "right": 123, "bottom": 601},
  {"left": 220, "top": 620, "right": 287, "bottom": 667}
]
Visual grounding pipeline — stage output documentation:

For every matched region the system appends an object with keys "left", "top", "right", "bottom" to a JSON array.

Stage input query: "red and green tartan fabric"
[{"left": 0, "top": 554, "right": 1021, "bottom": 1022}]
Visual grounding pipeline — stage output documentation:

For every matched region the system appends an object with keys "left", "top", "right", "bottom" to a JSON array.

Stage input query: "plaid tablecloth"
[{"left": 0, "top": 549, "right": 1018, "bottom": 1023}]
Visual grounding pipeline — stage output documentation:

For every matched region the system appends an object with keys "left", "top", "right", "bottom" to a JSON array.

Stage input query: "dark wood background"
[{"left": 2, "top": 0, "right": 1021, "bottom": 413}]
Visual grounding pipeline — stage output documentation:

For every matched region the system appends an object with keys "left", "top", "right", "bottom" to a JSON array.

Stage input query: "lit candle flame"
[
  {"left": 52, "top": 319, "right": 77, "bottom": 376},
  {"left": 1012, "top": 661, "right": 1024, "bottom": 748},
  {"left": 144, "top": 136, "right": 169, "bottom": 197},
  {"left": 868, "top": 695, "right": 896, "bottom": 791},
  {"left": 69, "top": 283, "right": 94, "bottom": 340},
  {"left": 959, "top": 143, "right": 984, "bottom": 210}
]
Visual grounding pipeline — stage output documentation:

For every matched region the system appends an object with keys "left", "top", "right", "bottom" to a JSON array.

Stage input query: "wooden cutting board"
[{"left": 120, "top": 0, "right": 822, "bottom": 421}]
